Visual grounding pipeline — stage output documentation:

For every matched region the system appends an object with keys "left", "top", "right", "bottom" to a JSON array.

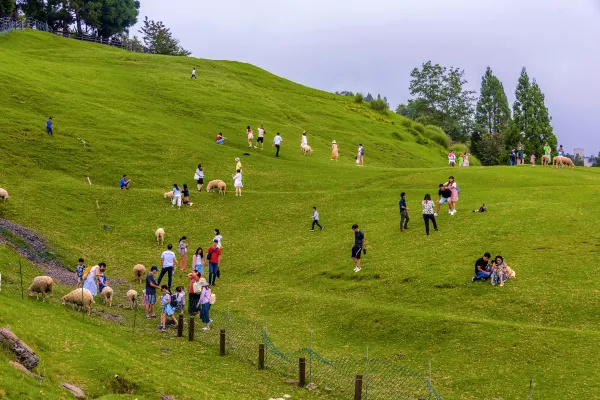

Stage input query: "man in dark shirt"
[
  {"left": 399, "top": 192, "right": 410, "bottom": 232},
  {"left": 145, "top": 266, "right": 160, "bottom": 318},
  {"left": 435, "top": 184, "right": 452, "bottom": 216},
  {"left": 472, "top": 253, "right": 492, "bottom": 282},
  {"left": 352, "top": 224, "right": 365, "bottom": 272}
]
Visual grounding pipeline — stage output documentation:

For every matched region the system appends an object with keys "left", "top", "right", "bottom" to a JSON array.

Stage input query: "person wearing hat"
[
  {"left": 145, "top": 266, "right": 160, "bottom": 319},
  {"left": 301, "top": 131, "right": 308, "bottom": 148},
  {"left": 331, "top": 140, "right": 339, "bottom": 160},
  {"left": 198, "top": 280, "right": 212, "bottom": 330},
  {"left": 187, "top": 270, "right": 204, "bottom": 316},
  {"left": 235, "top": 157, "right": 242, "bottom": 172}
]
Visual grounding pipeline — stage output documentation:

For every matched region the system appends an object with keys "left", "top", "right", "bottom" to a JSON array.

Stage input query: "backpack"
[
  {"left": 360, "top": 147, "right": 364, "bottom": 155},
  {"left": 209, "top": 293, "right": 216, "bottom": 305},
  {"left": 169, "top": 293, "right": 178, "bottom": 307},
  {"left": 206, "top": 249, "right": 213, "bottom": 261},
  {"left": 456, "top": 185, "right": 461, "bottom": 194},
  {"left": 82, "top": 265, "right": 94, "bottom": 281}
]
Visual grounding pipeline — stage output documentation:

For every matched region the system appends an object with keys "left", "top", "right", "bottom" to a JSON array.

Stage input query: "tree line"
[{"left": 0, "top": 1, "right": 190, "bottom": 56}]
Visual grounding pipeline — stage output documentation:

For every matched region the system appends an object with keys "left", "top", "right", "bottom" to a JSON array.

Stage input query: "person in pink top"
[
  {"left": 445, "top": 176, "right": 459, "bottom": 215},
  {"left": 198, "top": 281, "right": 212, "bottom": 330}
]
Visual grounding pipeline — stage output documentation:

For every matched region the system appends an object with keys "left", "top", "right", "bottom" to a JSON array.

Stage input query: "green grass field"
[{"left": 0, "top": 31, "right": 599, "bottom": 399}]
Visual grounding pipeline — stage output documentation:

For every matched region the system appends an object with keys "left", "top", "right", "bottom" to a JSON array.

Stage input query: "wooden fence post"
[
  {"left": 188, "top": 316, "right": 194, "bottom": 341},
  {"left": 299, "top": 357, "right": 306, "bottom": 387},
  {"left": 219, "top": 329, "right": 226, "bottom": 356},
  {"left": 258, "top": 344, "right": 265, "bottom": 370},
  {"left": 354, "top": 374, "right": 363, "bottom": 400},
  {"left": 177, "top": 314, "right": 184, "bottom": 337}
]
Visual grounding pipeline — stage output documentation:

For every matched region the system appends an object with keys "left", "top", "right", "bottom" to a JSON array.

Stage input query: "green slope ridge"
[{"left": 0, "top": 31, "right": 599, "bottom": 400}]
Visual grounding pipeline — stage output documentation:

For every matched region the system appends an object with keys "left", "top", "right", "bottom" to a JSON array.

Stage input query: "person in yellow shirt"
[{"left": 235, "top": 157, "right": 242, "bottom": 172}]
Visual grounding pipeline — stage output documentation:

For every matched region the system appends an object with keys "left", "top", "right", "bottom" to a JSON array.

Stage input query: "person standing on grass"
[
  {"left": 445, "top": 176, "right": 458, "bottom": 215},
  {"left": 192, "top": 247, "right": 205, "bottom": 275},
  {"left": 543, "top": 142, "right": 552, "bottom": 161},
  {"left": 273, "top": 132, "right": 284, "bottom": 157},
  {"left": 422, "top": 194, "right": 438, "bottom": 236},
  {"left": 233, "top": 169, "right": 243, "bottom": 197},
  {"left": 235, "top": 157, "right": 243, "bottom": 172},
  {"left": 472, "top": 252, "right": 492, "bottom": 282},
  {"left": 530, "top": 153, "right": 536, "bottom": 167},
  {"left": 182, "top": 184, "right": 193, "bottom": 207},
  {"left": 158, "top": 244, "right": 177, "bottom": 289},
  {"left": 46, "top": 117, "right": 53, "bottom": 136},
  {"left": 448, "top": 150, "right": 456, "bottom": 167},
  {"left": 435, "top": 184, "right": 452, "bottom": 217},
  {"left": 83, "top": 263, "right": 106, "bottom": 297},
  {"left": 331, "top": 140, "right": 339, "bottom": 160},
  {"left": 206, "top": 239, "right": 222, "bottom": 286},
  {"left": 159, "top": 285, "right": 177, "bottom": 332},
  {"left": 357, "top": 144, "right": 365, "bottom": 166},
  {"left": 178, "top": 236, "right": 188, "bottom": 270},
  {"left": 517, "top": 143, "right": 524, "bottom": 165},
  {"left": 119, "top": 174, "right": 131, "bottom": 190},
  {"left": 463, "top": 152, "right": 470, "bottom": 167},
  {"left": 301, "top": 131, "right": 308, "bottom": 148},
  {"left": 351, "top": 224, "right": 365, "bottom": 272},
  {"left": 172, "top": 184, "right": 182, "bottom": 209},
  {"left": 399, "top": 192, "right": 410, "bottom": 232},
  {"left": 75, "top": 258, "right": 86, "bottom": 288},
  {"left": 187, "top": 271, "right": 203, "bottom": 316},
  {"left": 247, "top": 126, "right": 254, "bottom": 148},
  {"left": 509, "top": 149, "right": 517, "bottom": 166},
  {"left": 195, "top": 164, "right": 205, "bottom": 192},
  {"left": 310, "top": 206, "right": 323, "bottom": 231},
  {"left": 213, "top": 229, "right": 222, "bottom": 249},
  {"left": 173, "top": 286, "right": 186, "bottom": 317},
  {"left": 458, "top": 154, "right": 464, "bottom": 167},
  {"left": 257, "top": 125, "right": 265, "bottom": 150},
  {"left": 145, "top": 266, "right": 160, "bottom": 319},
  {"left": 198, "top": 281, "right": 212, "bottom": 330},
  {"left": 191, "top": 67, "right": 196, "bottom": 79}
]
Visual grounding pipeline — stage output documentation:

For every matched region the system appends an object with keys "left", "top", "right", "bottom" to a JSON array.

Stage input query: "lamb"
[
  {"left": 206, "top": 180, "right": 220, "bottom": 192},
  {"left": 164, "top": 191, "right": 174, "bottom": 200},
  {"left": 28, "top": 276, "right": 53, "bottom": 301},
  {"left": 217, "top": 181, "right": 227, "bottom": 195},
  {"left": 133, "top": 264, "right": 146, "bottom": 283},
  {"left": 0, "top": 188, "right": 9, "bottom": 202},
  {"left": 302, "top": 145, "right": 312, "bottom": 155},
  {"left": 561, "top": 157, "right": 575, "bottom": 167},
  {"left": 101, "top": 286, "right": 114, "bottom": 307},
  {"left": 155, "top": 228, "right": 165, "bottom": 245},
  {"left": 61, "top": 288, "right": 94, "bottom": 315},
  {"left": 126, "top": 289, "right": 138, "bottom": 309}
]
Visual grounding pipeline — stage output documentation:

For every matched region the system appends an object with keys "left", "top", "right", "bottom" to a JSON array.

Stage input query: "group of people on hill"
[
  {"left": 74, "top": 259, "right": 108, "bottom": 296},
  {"left": 447, "top": 151, "right": 470, "bottom": 167},
  {"left": 144, "top": 230, "right": 222, "bottom": 332},
  {"left": 509, "top": 142, "right": 566, "bottom": 166}
]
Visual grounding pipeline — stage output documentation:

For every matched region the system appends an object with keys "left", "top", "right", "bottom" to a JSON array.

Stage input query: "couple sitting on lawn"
[{"left": 472, "top": 252, "right": 516, "bottom": 287}]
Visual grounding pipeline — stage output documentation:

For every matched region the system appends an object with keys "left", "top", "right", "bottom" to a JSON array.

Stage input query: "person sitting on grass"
[
  {"left": 472, "top": 252, "right": 492, "bottom": 282},
  {"left": 119, "top": 174, "right": 131, "bottom": 190},
  {"left": 159, "top": 285, "right": 177, "bottom": 332},
  {"left": 216, "top": 132, "right": 226, "bottom": 145},
  {"left": 491, "top": 255, "right": 515, "bottom": 287}
]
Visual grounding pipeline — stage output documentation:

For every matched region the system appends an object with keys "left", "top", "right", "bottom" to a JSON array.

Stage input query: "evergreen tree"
[
  {"left": 139, "top": 16, "right": 191, "bottom": 56},
  {"left": 364, "top": 93, "right": 373, "bottom": 103},
  {"left": 0, "top": 0, "right": 15, "bottom": 17}
]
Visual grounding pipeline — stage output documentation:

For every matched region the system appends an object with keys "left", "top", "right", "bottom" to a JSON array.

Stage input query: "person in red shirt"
[{"left": 206, "top": 239, "right": 222, "bottom": 285}]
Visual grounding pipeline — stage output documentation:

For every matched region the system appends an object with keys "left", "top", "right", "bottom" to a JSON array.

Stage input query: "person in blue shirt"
[
  {"left": 119, "top": 174, "right": 131, "bottom": 190},
  {"left": 98, "top": 272, "right": 107, "bottom": 293},
  {"left": 557, "top": 145, "right": 565, "bottom": 157},
  {"left": 46, "top": 117, "right": 53, "bottom": 136},
  {"left": 399, "top": 192, "right": 410, "bottom": 232}
]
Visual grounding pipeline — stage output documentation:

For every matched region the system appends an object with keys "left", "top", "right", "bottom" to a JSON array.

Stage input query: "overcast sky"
[{"left": 135, "top": 0, "right": 600, "bottom": 156}]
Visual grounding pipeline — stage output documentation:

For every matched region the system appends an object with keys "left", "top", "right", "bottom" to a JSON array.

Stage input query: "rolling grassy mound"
[{"left": 0, "top": 31, "right": 599, "bottom": 399}]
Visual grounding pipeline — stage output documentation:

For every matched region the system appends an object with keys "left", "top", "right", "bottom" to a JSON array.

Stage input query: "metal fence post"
[
  {"left": 188, "top": 316, "right": 194, "bottom": 341},
  {"left": 258, "top": 344, "right": 265, "bottom": 370},
  {"left": 264, "top": 318, "right": 268, "bottom": 367},
  {"left": 219, "top": 329, "right": 226, "bottom": 356},
  {"left": 299, "top": 357, "right": 306, "bottom": 387},
  {"left": 354, "top": 374, "right": 363, "bottom": 400}
]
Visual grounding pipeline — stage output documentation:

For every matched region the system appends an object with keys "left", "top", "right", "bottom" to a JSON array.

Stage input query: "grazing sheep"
[
  {"left": 101, "top": 286, "right": 114, "bottom": 307},
  {"left": 217, "top": 181, "right": 227, "bottom": 195},
  {"left": 133, "top": 264, "right": 146, "bottom": 283},
  {"left": 0, "top": 188, "right": 9, "bottom": 202},
  {"left": 302, "top": 145, "right": 312, "bottom": 155},
  {"left": 61, "top": 288, "right": 94, "bottom": 315},
  {"left": 561, "top": 157, "right": 575, "bottom": 167},
  {"left": 164, "top": 191, "right": 174, "bottom": 200},
  {"left": 206, "top": 180, "right": 219, "bottom": 192},
  {"left": 155, "top": 228, "right": 165, "bottom": 245},
  {"left": 126, "top": 289, "right": 138, "bottom": 309},
  {"left": 28, "top": 276, "right": 53, "bottom": 301},
  {"left": 541, "top": 155, "right": 550, "bottom": 166}
]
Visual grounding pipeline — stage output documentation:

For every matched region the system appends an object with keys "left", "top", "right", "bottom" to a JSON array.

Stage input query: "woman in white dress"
[
  {"left": 301, "top": 131, "right": 308, "bottom": 149},
  {"left": 83, "top": 263, "right": 106, "bottom": 297},
  {"left": 232, "top": 169, "right": 243, "bottom": 197},
  {"left": 247, "top": 126, "right": 254, "bottom": 148}
]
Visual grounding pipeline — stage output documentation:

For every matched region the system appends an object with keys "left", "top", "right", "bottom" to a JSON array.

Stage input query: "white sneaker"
[
  {"left": 189, "top": 203, "right": 193, "bottom": 206},
  {"left": 254, "top": 146, "right": 257, "bottom": 148},
  {"left": 355, "top": 267, "right": 361, "bottom": 273},
  {"left": 434, "top": 213, "right": 438, "bottom": 217},
  {"left": 202, "top": 327, "right": 209, "bottom": 331}
]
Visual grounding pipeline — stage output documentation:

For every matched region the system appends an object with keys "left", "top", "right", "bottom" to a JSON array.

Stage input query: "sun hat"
[
  {"left": 199, "top": 277, "right": 207, "bottom": 283},
  {"left": 332, "top": 140, "right": 336, "bottom": 144},
  {"left": 235, "top": 157, "right": 240, "bottom": 161}
]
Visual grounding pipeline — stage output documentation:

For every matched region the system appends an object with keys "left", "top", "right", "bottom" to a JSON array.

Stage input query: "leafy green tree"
[
  {"left": 139, "top": 16, "right": 191, "bottom": 56},
  {"left": 472, "top": 66, "right": 511, "bottom": 162},
  {"left": 408, "top": 61, "right": 475, "bottom": 142},
  {"left": 573, "top": 154, "right": 584, "bottom": 167},
  {"left": 94, "top": 0, "right": 139, "bottom": 37},
  {"left": 476, "top": 131, "right": 505, "bottom": 165},
  {"left": 592, "top": 152, "right": 600, "bottom": 167},
  {"left": 0, "top": 0, "right": 15, "bottom": 17},
  {"left": 512, "top": 67, "right": 557, "bottom": 159}
]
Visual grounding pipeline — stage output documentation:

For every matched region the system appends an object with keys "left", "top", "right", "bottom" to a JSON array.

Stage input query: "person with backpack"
[
  {"left": 197, "top": 281, "right": 213, "bottom": 330},
  {"left": 357, "top": 144, "right": 364, "bottom": 166},
  {"left": 173, "top": 286, "right": 186, "bottom": 316},
  {"left": 145, "top": 266, "right": 160, "bottom": 319},
  {"left": 206, "top": 239, "right": 222, "bottom": 286},
  {"left": 445, "top": 176, "right": 459, "bottom": 215},
  {"left": 159, "top": 285, "right": 177, "bottom": 332}
]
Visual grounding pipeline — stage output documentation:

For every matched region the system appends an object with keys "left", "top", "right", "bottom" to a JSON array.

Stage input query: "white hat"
[
  {"left": 235, "top": 157, "right": 240, "bottom": 161},
  {"left": 199, "top": 277, "right": 207, "bottom": 283},
  {"left": 332, "top": 140, "right": 336, "bottom": 144}
]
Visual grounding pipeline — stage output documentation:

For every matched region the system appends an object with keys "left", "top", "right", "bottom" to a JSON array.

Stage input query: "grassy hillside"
[{"left": 0, "top": 31, "right": 599, "bottom": 400}]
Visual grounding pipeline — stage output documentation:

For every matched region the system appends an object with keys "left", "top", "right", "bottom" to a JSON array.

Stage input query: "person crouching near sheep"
[
  {"left": 145, "top": 266, "right": 160, "bottom": 319},
  {"left": 159, "top": 285, "right": 177, "bottom": 332},
  {"left": 75, "top": 258, "right": 86, "bottom": 288}
]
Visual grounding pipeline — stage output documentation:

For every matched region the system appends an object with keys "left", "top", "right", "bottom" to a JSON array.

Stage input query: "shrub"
[
  {"left": 412, "top": 122, "right": 426, "bottom": 135},
  {"left": 399, "top": 118, "right": 412, "bottom": 128},
  {"left": 449, "top": 143, "right": 469, "bottom": 154},
  {"left": 423, "top": 125, "right": 450, "bottom": 149},
  {"left": 354, "top": 92, "right": 364, "bottom": 103},
  {"left": 370, "top": 98, "right": 388, "bottom": 114},
  {"left": 416, "top": 135, "right": 429, "bottom": 145}
]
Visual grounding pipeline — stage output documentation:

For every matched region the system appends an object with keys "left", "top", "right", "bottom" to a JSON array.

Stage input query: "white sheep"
[
  {"left": 217, "top": 181, "right": 227, "bottom": 195},
  {"left": 133, "top": 264, "right": 146, "bottom": 283},
  {"left": 101, "top": 286, "right": 114, "bottom": 307},
  {"left": 28, "top": 276, "right": 53, "bottom": 301},
  {"left": 155, "top": 228, "right": 165, "bottom": 245},
  {"left": 61, "top": 288, "right": 95, "bottom": 315},
  {"left": 126, "top": 289, "right": 138, "bottom": 309},
  {"left": 0, "top": 188, "right": 9, "bottom": 202},
  {"left": 163, "top": 191, "right": 174, "bottom": 200},
  {"left": 206, "top": 180, "right": 219, "bottom": 192},
  {"left": 302, "top": 145, "right": 312, "bottom": 155}
]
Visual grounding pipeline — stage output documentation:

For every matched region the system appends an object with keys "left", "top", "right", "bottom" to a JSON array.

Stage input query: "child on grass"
[
  {"left": 159, "top": 285, "right": 177, "bottom": 332},
  {"left": 75, "top": 258, "right": 86, "bottom": 288},
  {"left": 174, "top": 286, "right": 186, "bottom": 316}
]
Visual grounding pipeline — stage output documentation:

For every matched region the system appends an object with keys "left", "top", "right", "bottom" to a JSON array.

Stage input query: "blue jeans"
[
  {"left": 209, "top": 262, "right": 219, "bottom": 285},
  {"left": 216, "top": 139, "right": 224, "bottom": 144},
  {"left": 195, "top": 264, "right": 204, "bottom": 275},
  {"left": 473, "top": 270, "right": 491, "bottom": 281},
  {"left": 200, "top": 303, "right": 211, "bottom": 323},
  {"left": 157, "top": 267, "right": 173, "bottom": 288}
]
